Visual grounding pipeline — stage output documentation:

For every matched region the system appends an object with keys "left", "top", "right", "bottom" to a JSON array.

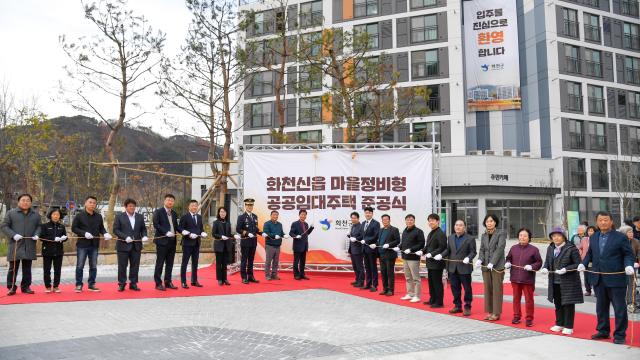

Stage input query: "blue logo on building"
[
  {"left": 481, "top": 64, "right": 489, "bottom": 72},
  {"left": 320, "top": 218, "right": 332, "bottom": 231}
]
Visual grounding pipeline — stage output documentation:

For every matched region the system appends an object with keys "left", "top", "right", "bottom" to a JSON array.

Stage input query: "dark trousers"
[
  {"left": 7, "top": 259, "right": 32, "bottom": 290},
  {"left": 594, "top": 284, "right": 628, "bottom": 340},
  {"left": 379, "top": 256, "right": 396, "bottom": 292},
  {"left": 154, "top": 243, "right": 176, "bottom": 286},
  {"left": 350, "top": 252, "right": 365, "bottom": 284},
  {"left": 43, "top": 255, "right": 63, "bottom": 288},
  {"left": 449, "top": 271, "right": 473, "bottom": 309},
  {"left": 181, "top": 244, "right": 200, "bottom": 284},
  {"left": 240, "top": 246, "right": 256, "bottom": 280},
  {"left": 583, "top": 272, "right": 592, "bottom": 293},
  {"left": 363, "top": 251, "right": 378, "bottom": 287},
  {"left": 553, "top": 284, "right": 576, "bottom": 329},
  {"left": 117, "top": 250, "right": 141, "bottom": 286},
  {"left": 512, "top": 282, "right": 535, "bottom": 321},
  {"left": 215, "top": 250, "right": 229, "bottom": 281},
  {"left": 293, "top": 251, "right": 307, "bottom": 278},
  {"left": 427, "top": 268, "right": 444, "bottom": 306}
]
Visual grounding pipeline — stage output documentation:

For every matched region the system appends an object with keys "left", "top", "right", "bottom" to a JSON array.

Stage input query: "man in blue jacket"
[
  {"left": 263, "top": 210, "right": 285, "bottom": 280},
  {"left": 289, "top": 209, "right": 314, "bottom": 280},
  {"left": 579, "top": 211, "right": 635, "bottom": 345}
]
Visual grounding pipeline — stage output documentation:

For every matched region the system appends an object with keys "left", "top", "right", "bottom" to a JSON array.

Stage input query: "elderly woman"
[
  {"left": 571, "top": 225, "right": 587, "bottom": 247},
  {"left": 578, "top": 226, "right": 596, "bottom": 296},
  {"left": 40, "top": 208, "right": 68, "bottom": 293},
  {"left": 541, "top": 227, "right": 584, "bottom": 335},
  {"left": 505, "top": 228, "right": 543, "bottom": 327},
  {"left": 475, "top": 214, "right": 507, "bottom": 321}
]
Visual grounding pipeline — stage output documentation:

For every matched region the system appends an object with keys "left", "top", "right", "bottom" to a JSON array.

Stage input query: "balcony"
[
  {"left": 251, "top": 113, "right": 273, "bottom": 128},
  {"left": 630, "top": 103, "right": 640, "bottom": 118},
  {"left": 412, "top": 61, "right": 439, "bottom": 79},
  {"left": 427, "top": 97, "right": 440, "bottom": 113},
  {"left": 585, "top": 60, "right": 602, "bottom": 77},
  {"left": 584, "top": 24, "right": 601, "bottom": 42},
  {"left": 624, "top": 33, "right": 640, "bottom": 50},
  {"left": 589, "top": 134, "right": 607, "bottom": 151},
  {"left": 565, "top": 56, "right": 581, "bottom": 74},
  {"left": 622, "top": 0, "right": 640, "bottom": 17},
  {"left": 588, "top": 97, "right": 605, "bottom": 114},
  {"left": 562, "top": 20, "right": 580, "bottom": 38},
  {"left": 591, "top": 172, "right": 609, "bottom": 190},
  {"left": 626, "top": 67, "right": 640, "bottom": 84},
  {"left": 300, "top": 11, "right": 323, "bottom": 28},
  {"left": 569, "top": 134, "right": 585, "bottom": 149},
  {"left": 569, "top": 172, "right": 587, "bottom": 189},
  {"left": 567, "top": 94, "right": 583, "bottom": 111}
]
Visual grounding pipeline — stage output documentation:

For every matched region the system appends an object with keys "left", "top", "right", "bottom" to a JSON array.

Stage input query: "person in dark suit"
[
  {"left": 112, "top": 198, "right": 148, "bottom": 292},
  {"left": 152, "top": 194, "right": 182, "bottom": 291},
  {"left": 579, "top": 211, "right": 635, "bottom": 345},
  {"left": 179, "top": 199, "right": 207, "bottom": 288},
  {"left": 235, "top": 198, "right": 259, "bottom": 284},
  {"left": 289, "top": 209, "right": 314, "bottom": 280},
  {"left": 361, "top": 206, "right": 381, "bottom": 292},
  {"left": 422, "top": 213, "right": 447, "bottom": 308},
  {"left": 439, "top": 219, "right": 476, "bottom": 316},
  {"left": 348, "top": 212, "right": 365, "bottom": 287},
  {"left": 213, "top": 206, "right": 234, "bottom": 286},
  {"left": 376, "top": 214, "right": 400, "bottom": 296}
]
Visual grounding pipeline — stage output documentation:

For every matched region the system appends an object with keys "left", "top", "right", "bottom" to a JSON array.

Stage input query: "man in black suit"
[
  {"left": 422, "top": 213, "right": 447, "bottom": 308},
  {"left": 152, "top": 194, "right": 182, "bottom": 291},
  {"left": 348, "top": 212, "right": 365, "bottom": 287},
  {"left": 376, "top": 214, "right": 400, "bottom": 296},
  {"left": 439, "top": 219, "right": 477, "bottom": 316},
  {"left": 579, "top": 211, "right": 635, "bottom": 345},
  {"left": 112, "top": 198, "right": 148, "bottom": 292},
  {"left": 235, "top": 198, "right": 260, "bottom": 284},
  {"left": 289, "top": 209, "right": 315, "bottom": 280},
  {"left": 361, "top": 206, "right": 381, "bottom": 292},
  {"left": 179, "top": 199, "right": 207, "bottom": 288}
]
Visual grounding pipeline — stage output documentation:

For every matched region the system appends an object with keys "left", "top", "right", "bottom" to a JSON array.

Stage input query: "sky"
[{"left": 0, "top": 0, "right": 200, "bottom": 136}]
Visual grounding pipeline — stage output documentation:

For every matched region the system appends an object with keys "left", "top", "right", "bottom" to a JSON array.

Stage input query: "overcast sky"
[{"left": 0, "top": 0, "right": 200, "bottom": 136}]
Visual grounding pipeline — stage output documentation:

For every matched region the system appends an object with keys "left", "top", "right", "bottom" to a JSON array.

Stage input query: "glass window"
[
  {"left": 250, "top": 134, "right": 271, "bottom": 144},
  {"left": 568, "top": 119, "right": 584, "bottom": 149},
  {"left": 587, "top": 85, "right": 604, "bottom": 114},
  {"left": 410, "top": 0, "right": 437, "bottom": 9},
  {"left": 298, "top": 130, "right": 322, "bottom": 143},
  {"left": 252, "top": 72, "right": 273, "bottom": 96},
  {"left": 624, "top": 22, "right": 640, "bottom": 50},
  {"left": 562, "top": 8, "right": 579, "bottom": 38},
  {"left": 250, "top": 102, "right": 272, "bottom": 128},
  {"left": 584, "top": 48, "right": 602, "bottom": 77},
  {"left": 300, "top": 32, "right": 322, "bottom": 57},
  {"left": 448, "top": 200, "right": 479, "bottom": 237},
  {"left": 300, "top": 0, "right": 323, "bottom": 28},
  {"left": 564, "top": 45, "right": 580, "bottom": 73},
  {"left": 584, "top": 14, "right": 600, "bottom": 42},
  {"left": 410, "top": 15, "right": 438, "bottom": 43},
  {"left": 354, "top": 0, "right": 378, "bottom": 17},
  {"left": 299, "top": 65, "right": 322, "bottom": 91},
  {"left": 355, "top": 56, "right": 380, "bottom": 83},
  {"left": 630, "top": 91, "right": 640, "bottom": 119},
  {"left": 354, "top": 23, "right": 379, "bottom": 50},
  {"left": 568, "top": 158, "right": 587, "bottom": 189},
  {"left": 591, "top": 159, "right": 609, "bottom": 190},
  {"left": 567, "top": 81, "right": 582, "bottom": 111},
  {"left": 625, "top": 56, "right": 640, "bottom": 85},
  {"left": 299, "top": 96, "right": 322, "bottom": 124},
  {"left": 630, "top": 127, "right": 640, "bottom": 155},
  {"left": 588, "top": 122, "right": 606, "bottom": 151},
  {"left": 411, "top": 49, "right": 439, "bottom": 79},
  {"left": 412, "top": 122, "right": 441, "bottom": 143}
]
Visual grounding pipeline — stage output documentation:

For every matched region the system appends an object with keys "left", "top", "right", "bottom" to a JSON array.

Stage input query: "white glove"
[
  {"left": 487, "top": 263, "right": 494, "bottom": 270},
  {"left": 349, "top": 237, "right": 357, "bottom": 242},
  {"left": 556, "top": 268, "right": 567, "bottom": 275},
  {"left": 275, "top": 235, "right": 281, "bottom": 239},
  {"left": 369, "top": 244, "right": 376, "bottom": 249},
  {"left": 189, "top": 233, "right": 198, "bottom": 239},
  {"left": 403, "top": 249, "right": 411, "bottom": 254},
  {"left": 32, "top": 235, "right": 39, "bottom": 241},
  {"left": 360, "top": 240, "right": 365, "bottom": 244},
  {"left": 392, "top": 247, "right": 400, "bottom": 252},
  {"left": 84, "top": 232, "right": 93, "bottom": 239},
  {"left": 182, "top": 230, "right": 190, "bottom": 236},
  {"left": 234, "top": 234, "right": 241, "bottom": 240},
  {"left": 284, "top": 234, "right": 291, "bottom": 239},
  {"left": 142, "top": 236, "right": 149, "bottom": 242},
  {"left": 462, "top": 257, "right": 469, "bottom": 264},
  {"left": 382, "top": 244, "right": 389, "bottom": 249},
  {"left": 504, "top": 262, "right": 512, "bottom": 269},
  {"left": 248, "top": 233, "right": 255, "bottom": 238},
  {"left": 103, "top": 233, "right": 112, "bottom": 240},
  {"left": 415, "top": 250, "right": 423, "bottom": 256},
  {"left": 626, "top": 266, "right": 635, "bottom": 275},
  {"left": 577, "top": 264, "right": 586, "bottom": 272},
  {"left": 426, "top": 253, "right": 432, "bottom": 258},
  {"left": 166, "top": 231, "right": 174, "bottom": 237},
  {"left": 296, "top": 235, "right": 302, "bottom": 239},
  {"left": 200, "top": 232, "right": 207, "bottom": 238},
  {"left": 61, "top": 235, "right": 67, "bottom": 241},
  {"left": 475, "top": 260, "right": 482, "bottom": 268},
  {"left": 524, "top": 265, "right": 533, "bottom": 271},
  {"left": 12, "top": 234, "right": 22, "bottom": 241},
  {"left": 634, "top": 263, "right": 639, "bottom": 269},
  {"left": 262, "top": 232, "right": 268, "bottom": 238},
  {"left": 125, "top": 237, "right": 133, "bottom": 243},
  {"left": 221, "top": 235, "right": 229, "bottom": 240},
  {"left": 540, "top": 268, "right": 549, "bottom": 275},
  {"left": 434, "top": 254, "right": 443, "bottom": 261},
  {"left": 54, "top": 236, "right": 61, "bottom": 242}
]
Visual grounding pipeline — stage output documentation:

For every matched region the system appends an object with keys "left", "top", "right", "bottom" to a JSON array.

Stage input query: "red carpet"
[{"left": 1, "top": 265, "right": 638, "bottom": 347}]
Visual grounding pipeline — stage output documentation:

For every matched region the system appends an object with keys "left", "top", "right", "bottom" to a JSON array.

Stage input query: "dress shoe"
[
  {"left": 487, "top": 314, "right": 500, "bottom": 321},
  {"left": 430, "top": 304, "right": 444, "bottom": 309},
  {"left": 242, "top": 279, "right": 249, "bottom": 284},
  {"left": 294, "top": 276, "right": 301, "bottom": 280},
  {"left": 7, "top": 288, "right": 16, "bottom": 296},
  {"left": 449, "top": 307, "right": 462, "bottom": 314},
  {"left": 591, "top": 332, "right": 610, "bottom": 340},
  {"left": 165, "top": 282, "right": 178, "bottom": 290},
  {"left": 156, "top": 284, "right": 166, "bottom": 291},
  {"left": 369, "top": 287, "right": 377, "bottom": 292},
  {"left": 350, "top": 281, "right": 358, "bottom": 286},
  {"left": 301, "top": 276, "right": 310, "bottom": 280},
  {"left": 613, "top": 338, "right": 625, "bottom": 345},
  {"left": 511, "top": 318, "right": 521, "bottom": 324},
  {"left": 385, "top": 291, "right": 394, "bottom": 296},
  {"left": 362, "top": 285, "right": 371, "bottom": 290},
  {"left": 130, "top": 285, "right": 141, "bottom": 291},
  {"left": 525, "top": 320, "right": 533, "bottom": 327},
  {"left": 191, "top": 282, "right": 203, "bottom": 287},
  {"left": 117, "top": 284, "right": 126, "bottom": 292},
  {"left": 463, "top": 308, "right": 471, "bottom": 316},
  {"left": 218, "top": 280, "right": 224, "bottom": 286},
  {"left": 422, "top": 301, "right": 431, "bottom": 305},
  {"left": 354, "top": 283, "right": 364, "bottom": 288},
  {"left": 88, "top": 285, "right": 101, "bottom": 292},
  {"left": 223, "top": 280, "right": 231, "bottom": 285},
  {"left": 181, "top": 283, "right": 189, "bottom": 289},
  {"left": 379, "top": 290, "right": 388, "bottom": 295},
  {"left": 272, "top": 276, "right": 281, "bottom": 280},
  {"left": 22, "top": 288, "right": 34, "bottom": 294},
  {"left": 248, "top": 278, "right": 259, "bottom": 283}
]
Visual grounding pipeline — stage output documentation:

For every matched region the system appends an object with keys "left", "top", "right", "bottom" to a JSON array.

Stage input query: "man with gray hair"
[{"left": 570, "top": 224, "right": 587, "bottom": 247}]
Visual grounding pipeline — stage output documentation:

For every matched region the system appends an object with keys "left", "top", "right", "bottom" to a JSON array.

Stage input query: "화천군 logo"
[{"left": 320, "top": 218, "right": 332, "bottom": 231}]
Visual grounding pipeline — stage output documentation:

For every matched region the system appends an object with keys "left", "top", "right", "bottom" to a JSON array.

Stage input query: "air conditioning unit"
[
  {"left": 520, "top": 152, "right": 531, "bottom": 158},
  {"left": 468, "top": 150, "right": 480, "bottom": 155},
  {"left": 503, "top": 149, "right": 516, "bottom": 157},
  {"left": 484, "top": 150, "right": 496, "bottom": 155}
]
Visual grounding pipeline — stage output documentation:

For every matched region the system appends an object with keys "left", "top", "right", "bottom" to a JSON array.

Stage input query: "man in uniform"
[{"left": 235, "top": 198, "right": 260, "bottom": 284}]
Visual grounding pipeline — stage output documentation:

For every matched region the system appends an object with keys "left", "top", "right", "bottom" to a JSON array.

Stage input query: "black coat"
[
  {"left": 289, "top": 220, "right": 314, "bottom": 253},
  {"left": 212, "top": 219, "right": 234, "bottom": 253},
  {"left": 543, "top": 242, "right": 584, "bottom": 305},
  {"left": 71, "top": 210, "right": 107, "bottom": 248},
  {"left": 40, "top": 221, "right": 67, "bottom": 257},
  {"left": 179, "top": 213, "right": 204, "bottom": 247},
  {"left": 113, "top": 212, "right": 147, "bottom": 252},
  {"left": 362, "top": 219, "right": 381, "bottom": 255},
  {"left": 152, "top": 207, "right": 181, "bottom": 246},
  {"left": 441, "top": 233, "right": 477, "bottom": 275},
  {"left": 377, "top": 225, "right": 400, "bottom": 260},
  {"left": 423, "top": 227, "right": 447, "bottom": 270},
  {"left": 236, "top": 212, "right": 259, "bottom": 247},
  {"left": 348, "top": 222, "right": 364, "bottom": 255},
  {"left": 400, "top": 226, "right": 425, "bottom": 261}
]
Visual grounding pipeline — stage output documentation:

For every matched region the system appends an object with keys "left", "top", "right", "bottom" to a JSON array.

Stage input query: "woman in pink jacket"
[{"left": 578, "top": 226, "right": 595, "bottom": 295}]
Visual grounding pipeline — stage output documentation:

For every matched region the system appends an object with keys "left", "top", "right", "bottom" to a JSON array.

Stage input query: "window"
[
  {"left": 299, "top": 97, "right": 322, "bottom": 124},
  {"left": 410, "top": 0, "right": 437, "bottom": 9},
  {"left": 355, "top": 56, "right": 380, "bottom": 83},
  {"left": 412, "top": 122, "right": 441, "bottom": 142},
  {"left": 410, "top": 15, "right": 438, "bottom": 43},
  {"left": 568, "top": 119, "right": 585, "bottom": 149},
  {"left": 584, "top": 48, "right": 602, "bottom": 77},
  {"left": 354, "top": 92, "right": 377, "bottom": 119},
  {"left": 624, "top": 22, "right": 640, "bottom": 50},
  {"left": 626, "top": 56, "right": 640, "bottom": 85},
  {"left": 630, "top": 127, "right": 640, "bottom": 155},
  {"left": 564, "top": 45, "right": 580, "bottom": 74},
  {"left": 250, "top": 102, "right": 272, "bottom": 128},
  {"left": 561, "top": 8, "right": 579, "bottom": 38},
  {"left": 300, "top": 0, "right": 323, "bottom": 28},
  {"left": 354, "top": 23, "right": 379, "bottom": 50},
  {"left": 253, "top": 12, "right": 273, "bottom": 36},
  {"left": 298, "top": 130, "right": 322, "bottom": 143},
  {"left": 250, "top": 134, "right": 271, "bottom": 144},
  {"left": 252, "top": 72, "right": 273, "bottom": 97},
  {"left": 411, "top": 49, "right": 439, "bottom": 79},
  {"left": 630, "top": 91, "right": 640, "bottom": 118},
  {"left": 300, "top": 32, "right": 322, "bottom": 57},
  {"left": 567, "top": 81, "right": 582, "bottom": 111},
  {"left": 588, "top": 122, "right": 606, "bottom": 151},
  {"left": 568, "top": 158, "right": 587, "bottom": 189},
  {"left": 299, "top": 65, "right": 322, "bottom": 91},
  {"left": 584, "top": 14, "right": 600, "bottom": 42},
  {"left": 622, "top": 0, "right": 640, "bottom": 17},
  {"left": 587, "top": 85, "right": 605, "bottom": 114},
  {"left": 354, "top": 0, "right": 378, "bottom": 17},
  {"left": 591, "top": 159, "right": 609, "bottom": 190}
]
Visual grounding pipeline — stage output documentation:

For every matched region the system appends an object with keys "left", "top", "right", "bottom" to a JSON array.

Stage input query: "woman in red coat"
[{"left": 505, "top": 228, "right": 543, "bottom": 327}]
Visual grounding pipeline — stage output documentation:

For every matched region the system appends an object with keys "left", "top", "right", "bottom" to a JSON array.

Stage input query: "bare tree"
[
  {"left": 611, "top": 155, "right": 640, "bottom": 221},
  {"left": 60, "top": 0, "right": 165, "bottom": 227}
]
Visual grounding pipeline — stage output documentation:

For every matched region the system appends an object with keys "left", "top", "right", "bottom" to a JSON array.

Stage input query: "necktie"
[
  {"left": 364, "top": 221, "right": 369, "bottom": 232},
  {"left": 302, "top": 222, "right": 306, "bottom": 233},
  {"left": 192, "top": 214, "right": 197, "bottom": 225}
]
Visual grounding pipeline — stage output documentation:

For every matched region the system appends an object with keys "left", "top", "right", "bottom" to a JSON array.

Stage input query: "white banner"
[
  {"left": 243, "top": 149, "right": 432, "bottom": 264},
  {"left": 464, "top": 0, "right": 521, "bottom": 112}
]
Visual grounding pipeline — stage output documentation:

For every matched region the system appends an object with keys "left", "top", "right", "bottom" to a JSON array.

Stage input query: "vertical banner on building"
[
  {"left": 464, "top": 0, "right": 521, "bottom": 112},
  {"left": 243, "top": 149, "right": 432, "bottom": 264},
  {"left": 567, "top": 210, "right": 580, "bottom": 238}
]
